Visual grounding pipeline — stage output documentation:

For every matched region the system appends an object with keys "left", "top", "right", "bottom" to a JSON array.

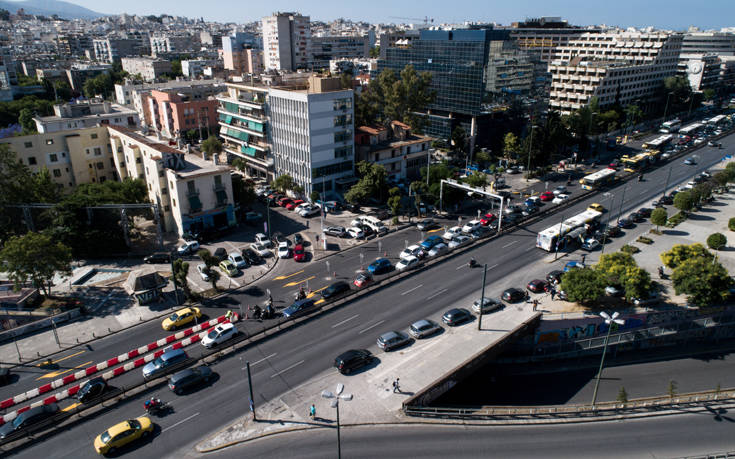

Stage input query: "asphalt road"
[{"left": 3, "top": 131, "right": 733, "bottom": 457}]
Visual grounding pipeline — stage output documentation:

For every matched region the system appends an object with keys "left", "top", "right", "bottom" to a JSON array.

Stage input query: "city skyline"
[{"left": 20, "top": 0, "right": 735, "bottom": 30}]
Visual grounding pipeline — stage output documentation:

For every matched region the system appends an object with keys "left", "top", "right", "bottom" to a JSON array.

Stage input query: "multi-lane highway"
[{"left": 5, "top": 133, "right": 734, "bottom": 457}]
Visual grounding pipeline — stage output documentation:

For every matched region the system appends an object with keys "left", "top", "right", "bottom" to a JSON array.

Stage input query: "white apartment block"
[
  {"left": 33, "top": 101, "right": 139, "bottom": 133},
  {"left": 548, "top": 30, "right": 683, "bottom": 114},
  {"left": 681, "top": 31, "right": 735, "bottom": 56},
  {"left": 262, "top": 12, "right": 311, "bottom": 71},
  {"left": 121, "top": 57, "right": 172, "bottom": 82}
]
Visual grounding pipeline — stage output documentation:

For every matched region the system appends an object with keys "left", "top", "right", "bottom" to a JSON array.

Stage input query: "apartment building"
[
  {"left": 33, "top": 101, "right": 140, "bottom": 133},
  {"left": 222, "top": 32, "right": 262, "bottom": 74},
  {"left": 507, "top": 17, "right": 600, "bottom": 63},
  {"left": 143, "top": 85, "right": 225, "bottom": 140},
  {"left": 93, "top": 38, "right": 140, "bottom": 63},
  {"left": 310, "top": 35, "right": 369, "bottom": 69},
  {"left": 181, "top": 59, "right": 220, "bottom": 78},
  {"left": 1, "top": 126, "right": 116, "bottom": 191},
  {"left": 150, "top": 34, "right": 196, "bottom": 57},
  {"left": 108, "top": 125, "right": 235, "bottom": 236},
  {"left": 548, "top": 30, "right": 683, "bottom": 114},
  {"left": 355, "top": 121, "right": 432, "bottom": 183},
  {"left": 262, "top": 12, "right": 311, "bottom": 71},
  {"left": 66, "top": 64, "right": 112, "bottom": 91},
  {"left": 681, "top": 31, "right": 735, "bottom": 56},
  {"left": 121, "top": 57, "right": 172, "bottom": 82}
]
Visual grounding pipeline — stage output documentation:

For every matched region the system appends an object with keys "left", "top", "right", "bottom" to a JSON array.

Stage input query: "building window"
[
  {"left": 172, "top": 199, "right": 176, "bottom": 207},
  {"left": 52, "top": 169, "right": 61, "bottom": 177},
  {"left": 49, "top": 153, "right": 58, "bottom": 162},
  {"left": 24, "top": 141, "right": 32, "bottom": 148},
  {"left": 28, "top": 156, "right": 37, "bottom": 165},
  {"left": 97, "top": 162, "right": 104, "bottom": 169},
  {"left": 164, "top": 205, "right": 171, "bottom": 211},
  {"left": 91, "top": 133, "right": 98, "bottom": 139},
  {"left": 94, "top": 147, "right": 102, "bottom": 156},
  {"left": 136, "top": 157, "right": 141, "bottom": 163},
  {"left": 46, "top": 139, "right": 54, "bottom": 145}
]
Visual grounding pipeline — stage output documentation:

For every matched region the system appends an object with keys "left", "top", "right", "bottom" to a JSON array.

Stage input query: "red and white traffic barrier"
[{"left": 0, "top": 315, "right": 228, "bottom": 425}]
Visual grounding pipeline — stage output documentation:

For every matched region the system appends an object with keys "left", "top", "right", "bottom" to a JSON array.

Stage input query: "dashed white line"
[
  {"left": 525, "top": 246, "right": 534, "bottom": 251},
  {"left": 270, "top": 359, "right": 305, "bottom": 378},
  {"left": 426, "top": 288, "right": 448, "bottom": 300},
  {"left": 358, "top": 320, "right": 385, "bottom": 335},
  {"left": 332, "top": 314, "right": 359, "bottom": 328},
  {"left": 244, "top": 353, "right": 277, "bottom": 369},
  {"left": 502, "top": 240, "right": 519, "bottom": 249},
  {"left": 162, "top": 412, "right": 200, "bottom": 433},
  {"left": 401, "top": 284, "right": 423, "bottom": 296}
]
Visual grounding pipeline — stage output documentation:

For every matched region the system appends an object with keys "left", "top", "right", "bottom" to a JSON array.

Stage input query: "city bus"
[
  {"left": 536, "top": 209, "right": 603, "bottom": 251},
  {"left": 642, "top": 134, "right": 673, "bottom": 150},
  {"left": 679, "top": 122, "right": 703, "bottom": 138},
  {"left": 579, "top": 168, "right": 616, "bottom": 190},
  {"left": 620, "top": 152, "right": 653, "bottom": 173},
  {"left": 707, "top": 114, "right": 726, "bottom": 126},
  {"left": 660, "top": 119, "right": 681, "bottom": 133}
]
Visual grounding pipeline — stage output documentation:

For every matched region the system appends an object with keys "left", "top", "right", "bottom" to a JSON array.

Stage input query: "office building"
[
  {"left": 93, "top": 38, "right": 140, "bottom": 63},
  {"left": 680, "top": 54, "right": 722, "bottom": 92},
  {"left": 681, "top": 31, "right": 735, "bottom": 56},
  {"left": 33, "top": 101, "right": 140, "bottom": 133},
  {"left": 355, "top": 121, "right": 432, "bottom": 183},
  {"left": 66, "top": 64, "right": 112, "bottom": 91},
  {"left": 485, "top": 40, "right": 534, "bottom": 95},
  {"left": 310, "top": 35, "right": 369, "bottom": 69},
  {"left": 262, "top": 12, "right": 311, "bottom": 71},
  {"left": 548, "top": 30, "right": 683, "bottom": 114},
  {"left": 121, "top": 57, "right": 172, "bottom": 82}
]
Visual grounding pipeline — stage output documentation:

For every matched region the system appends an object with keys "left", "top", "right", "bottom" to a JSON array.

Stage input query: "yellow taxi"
[
  {"left": 161, "top": 307, "right": 202, "bottom": 331},
  {"left": 94, "top": 416, "right": 153, "bottom": 455},
  {"left": 588, "top": 203, "right": 605, "bottom": 212}
]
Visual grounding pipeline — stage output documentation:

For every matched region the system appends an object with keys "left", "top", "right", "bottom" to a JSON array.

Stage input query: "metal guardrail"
[{"left": 404, "top": 389, "right": 735, "bottom": 420}]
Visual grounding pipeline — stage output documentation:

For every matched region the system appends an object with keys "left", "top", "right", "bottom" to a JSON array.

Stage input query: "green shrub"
[
  {"left": 637, "top": 236, "right": 654, "bottom": 244},
  {"left": 707, "top": 232, "right": 727, "bottom": 251},
  {"left": 621, "top": 244, "right": 640, "bottom": 254},
  {"left": 666, "top": 211, "right": 687, "bottom": 228},
  {"left": 729, "top": 217, "right": 735, "bottom": 232}
]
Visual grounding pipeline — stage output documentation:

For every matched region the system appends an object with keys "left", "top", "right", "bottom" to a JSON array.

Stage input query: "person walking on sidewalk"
[
  {"left": 309, "top": 404, "right": 316, "bottom": 419},
  {"left": 392, "top": 378, "right": 401, "bottom": 393},
  {"left": 533, "top": 299, "right": 539, "bottom": 311}
]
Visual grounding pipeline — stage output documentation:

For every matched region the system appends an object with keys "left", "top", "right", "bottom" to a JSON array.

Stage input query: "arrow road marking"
[
  {"left": 37, "top": 361, "right": 93, "bottom": 380},
  {"left": 274, "top": 270, "right": 305, "bottom": 281},
  {"left": 284, "top": 276, "right": 315, "bottom": 287}
]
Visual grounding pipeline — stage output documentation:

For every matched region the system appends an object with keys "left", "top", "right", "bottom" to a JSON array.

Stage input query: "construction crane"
[{"left": 389, "top": 16, "right": 434, "bottom": 26}]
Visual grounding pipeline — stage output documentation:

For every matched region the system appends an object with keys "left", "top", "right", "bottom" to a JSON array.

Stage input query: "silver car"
[
  {"left": 408, "top": 319, "right": 441, "bottom": 339},
  {"left": 428, "top": 243, "right": 449, "bottom": 258},
  {"left": 472, "top": 297, "right": 503, "bottom": 314},
  {"left": 377, "top": 331, "right": 411, "bottom": 351}
]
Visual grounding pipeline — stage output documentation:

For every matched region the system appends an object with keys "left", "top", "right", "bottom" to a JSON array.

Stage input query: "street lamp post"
[
  {"left": 616, "top": 185, "right": 627, "bottom": 226},
  {"left": 663, "top": 92, "right": 673, "bottom": 122},
  {"left": 321, "top": 383, "right": 353, "bottom": 459},
  {"left": 587, "top": 111, "right": 598, "bottom": 162},
  {"left": 526, "top": 125, "right": 536, "bottom": 182},
  {"left": 591, "top": 311, "right": 625, "bottom": 408},
  {"left": 477, "top": 263, "right": 487, "bottom": 330},
  {"left": 600, "top": 192, "right": 614, "bottom": 255}
]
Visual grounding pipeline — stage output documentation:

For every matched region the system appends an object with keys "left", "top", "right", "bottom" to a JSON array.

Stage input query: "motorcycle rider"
[
  {"left": 252, "top": 304, "right": 262, "bottom": 320},
  {"left": 469, "top": 257, "right": 477, "bottom": 268}
]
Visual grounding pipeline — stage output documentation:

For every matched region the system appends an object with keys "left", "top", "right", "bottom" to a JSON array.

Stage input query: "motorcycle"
[
  {"left": 144, "top": 398, "right": 169, "bottom": 416},
  {"left": 638, "top": 174, "right": 644, "bottom": 182},
  {"left": 468, "top": 258, "right": 477, "bottom": 268},
  {"left": 262, "top": 305, "right": 275, "bottom": 320},
  {"left": 294, "top": 289, "right": 307, "bottom": 301},
  {"left": 251, "top": 306, "right": 263, "bottom": 320}
]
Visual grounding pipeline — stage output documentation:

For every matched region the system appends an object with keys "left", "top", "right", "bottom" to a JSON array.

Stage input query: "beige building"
[
  {"left": 355, "top": 121, "right": 432, "bottom": 183},
  {"left": 1, "top": 126, "right": 116, "bottom": 191},
  {"left": 121, "top": 57, "right": 172, "bottom": 82},
  {"left": 262, "top": 12, "right": 311, "bottom": 71},
  {"left": 33, "top": 101, "right": 139, "bottom": 134}
]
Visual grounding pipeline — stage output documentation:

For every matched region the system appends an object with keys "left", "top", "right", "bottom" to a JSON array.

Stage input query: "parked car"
[
  {"left": 420, "top": 235, "right": 443, "bottom": 250},
  {"left": 346, "top": 226, "right": 364, "bottom": 239},
  {"left": 461, "top": 220, "right": 482, "bottom": 234},
  {"left": 244, "top": 211, "right": 263, "bottom": 223},
  {"left": 162, "top": 307, "right": 202, "bottom": 331},
  {"left": 617, "top": 218, "right": 634, "bottom": 229},
  {"left": 196, "top": 263, "right": 210, "bottom": 282},
  {"left": 400, "top": 245, "right": 425, "bottom": 260},
  {"left": 480, "top": 213, "right": 496, "bottom": 226},
  {"left": 241, "top": 247, "right": 263, "bottom": 265},
  {"left": 285, "top": 199, "right": 304, "bottom": 211},
  {"left": 526, "top": 279, "right": 548, "bottom": 293},
  {"left": 470, "top": 226, "right": 492, "bottom": 239},
  {"left": 637, "top": 207, "right": 653, "bottom": 218},
  {"left": 323, "top": 226, "right": 346, "bottom": 237},
  {"left": 219, "top": 260, "right": 239, "bottom": 277},
  {"left": 428, "top": 243, "right": 449, "bottom": 258},
  {"left": 408, "top": 319, "right": 442, "bottom": 339},
  {"left": 540, "top": 191, "right": 555, "bottom": 201},
  {"left": 93, "top": 416, "right": 153, "bottom": 455},
  {"left": 552, "top": 194, "right": 570, "bottom": 204},
  {"left": 255, "top": 233, "right": 273, "bottom": 248},
  {"left": 416, "top": 218, "right": 437, "bottom": 231},
  {"left": 377, "top": 330, "right": 411, "bottom": 351},
  {"left": 442, "top": 226, "right": 462, "bottom": 241},
  {"left": 564, "top": 261, "right": 585, "bottom": 272},
  {"left": 282, "top": 298, "right": 316, "bottom": 318},
  {"left": 396, "top": 255, "right": 420, "bottom": 271},
  {"left": 553, "top": 185, "right": 567, "bottom": 196},
  {"left": 250, "top": 243, "right": 272, "bottom": 258},
  {"left": 605, "top": 285, "right": 623, "bottom": 297},
  {"left": 277, "top": 241, "right": 292, "bottom": 258},
  {"left": 546, "top": 270, "right": 564, "bottom": 284},
  {"left": 201, "top": 322, "right": 236, "bottom": 348},
  {"left": 321, "top": 281, "right": 351, "bottom": 300},
  {"left": 581, "top": 238, "right": 601, "bottom": 251},
  {"left": 502, "top": 288, "right": 526, "bottom": 303},
  {"left": 441, "top": 308, "right": 472, "bottom": 326},
  {"left": 144, "top": 252, "right": 171, "bottom": 264},
  {"left": 472, "top": 297, "right": 503, "bottom": 314},
  {"left": 632, "top": 292, "right": 661, "bottom": 306},
  {"left": 76, "top": 377, "right": 108, "bottom": 404},
  {"left": 142, "top": 348, "right": 188, "bottom": 380},
  {"left": 177, "top": 240, "right": 200, "bottom": 255},
  {"left": 334, "top": 349, "right": 372, "bottom": 375},
  {"left": 277, "top": 197, "right": 293, "bottom": 207},
  {"left": 353, "top": 271, "right": 373, "bottom": 288},
  {"left": 298, "top": 205, "right": 320, "bottom": 217},
  {"left": 448, "top": 235, "right": 472, "bottom": 249},
  {"left": 228, "top": 252, "right": 248, "bottom": 270},
  {"left": 368, "top": 257, "right": 393, "bottom": 275}
]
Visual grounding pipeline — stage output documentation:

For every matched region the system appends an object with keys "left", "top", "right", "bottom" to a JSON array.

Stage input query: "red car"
[
  {"left": 527, "top": 279, "right": 549, "bottom": 293},
  {"left": 278, "top": 197, "right": 293, "bottom": 207},
  {"left": 286, "top": 199, "right": 304, "bottom": 211},
  {"left": 540, "top": 191, "right": 555, "bottom": 202},
  {"left": 293, "top": 244, "right": 306, "bottom": 262},
  {"left": 480, "top": 213, "right": 496, "bottom": 226},
  {"left": 353, "top": 271, "right": 373, "bottom": 288}
]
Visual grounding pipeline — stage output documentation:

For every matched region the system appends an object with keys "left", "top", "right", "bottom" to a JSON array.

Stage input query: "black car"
[
  {"left": 0, "top": 404, "right": 59, "bottom": 439},
  {"left": 661, "top": 195, "right": 674, "bottom": 205},
  {"left": 213, "top": 247, "right": 228, "bottom": 261},
  {"left": 546, "top": 270, "right": 564, "bottom": 284},
  {"left": 628, "top": 212, "right": 644, "bottom": 223},
  {"left": 334, "top": 349, "right": 372, "bottom": 375},
  {"left": 502, "top": 288, "right": 526, "bottom": 303},
  {"left": 637, "top": 207, "right": 653, "bottom": 218},
  {"left": 617, "top": 218, "right": 634, "bottom": 229},
  {"left": 76, "top": 377, "right": 108, "bottom": 403},
  {"left": 144, "top": 252, "right": 171, "bottom": 264},
  {"left": 0, "top": 367, "right": 10, "bottom": 386},
  {"left": 321, "top": 281, "right": 351, "bottom": 300},
  {"left": 294, "top": 233, "right": 304, "bottom": 245},
  {"left": 168, "top": 365, "right": 213, "bottom": 395},
  {"left": 441, "top": 308, "right": 472, "bottom": 326},
  {"left": 602, "top": 225, "right": 622, "bottom": 237},
  {"left": 241, "top": 247, "right": 263, "bottom": 265}
]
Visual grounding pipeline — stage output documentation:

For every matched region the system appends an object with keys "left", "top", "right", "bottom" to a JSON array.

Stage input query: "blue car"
[
  {"left": 367, "top": 258, "right": 393, "bottom": 275},
  {"left": 282, "top": 298, "right": 316, "bottom": 318},
  {"left": 420, "top": 235, "right": 443, "bottom": 250},
  {"left": 563, "top": 261, "right": 585, "bottom": 272}
]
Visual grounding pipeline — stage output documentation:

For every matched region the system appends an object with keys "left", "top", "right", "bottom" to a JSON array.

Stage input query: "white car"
[
  {"left": 350, "top": 218, "right": 364, "bottom": 227},
  {"left": 396, "top": 255, "right": 420, "bottom": 271},
  {"left": 442, "top": 226, "right": 462, "bottom": 241},
  {"left": 581, "top": 238, "right": 600, "bottom": 251},
  {"left": 277, "top": 241, "right": 291, "bottom": 258},
  {"left": 294, "top": 202, "right": 310, "bottom": 212},
  {"left": 177, "top": 240, "right": 200, "bottom": 255},
  {"left": 298, "top": 205, "right": 320, "bottom": 217},
  {"left": 400, "top": 244, "right": 425, "bottom": 260},
  {"left": 251, "top": 243, "right": 272, "bottom": 258},
  {"left": 255, "top": 233, "right": 273, "bottom": 248},
  {"left": 201, "top": 322, "right": 236, "bottom": 348},
  {"left": 228, "top": 252, "right": 247, "bottom": 269},
  {"left": 448, "top": 235, "right": 471, "bottom": 249},
  {"left": 552, "top": 194, "right": 570, "bottom": 204},
  {"left": 461, "top": 220, "right": 482, "bottom": 234},
  {"left": 428, "top": 243, "right": 449, "bottom": 258},
  {"left": 346, "top": 227, "right": 364, "bottom": 238},
  {"left": 553, "top": 185, "right": 567, "bottom": 196},
  {"left": 196, "top": 263, "right": 209, "bottom": 282}
]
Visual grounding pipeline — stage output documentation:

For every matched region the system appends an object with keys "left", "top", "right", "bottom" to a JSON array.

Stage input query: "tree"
[
  {"left": 475, "top": 150, "right": 492, "bottom": 166},
  {"left": 650, "top": 207, "right": 667, "bottom": 232},
  {"left": 502, "top": 132, "right": 520, "bottom": 163},
  {"left": 170, "top": 60, "right": 183, "bottom": 77},
  {"left": 369, "top": 46, "right": 380, "bottom": 58},
  {"left": 624, "top": 104, "right": 643, "bottom": 131},
  {"left": 172, "top": 258, "right": 193, "bottom": 300},
  {"left": 339, "top": 70, "right": 354, "bottom": 89},
  {"left": 273, "top": 174, "right": 295, "bottom": 193},
  {"left": 702, "top": 88, "right": 716, "bottom": 101},
  {"left": 197, "top": 249, "right": 220, "bottom": 290},
  {"left": 660, "top": 243, "right": 712, "bottom": 269},
  {"left": 559, "top": 268, "right": 604, "bottom": 304},
  {"left": 292, "top": 184, "right": 304, "bottom": 196},
  {"left": 201, "top": 136, "right": 222, "bottom": 156},
  {"left": 387, "top": 187, "right": 402, "bottom": 217},
  {"left": 595, "top": 251, "right": 636, "bottom": 286},
  {"left": 464, "top": 171, "right": 487, "bottom": 188},
  {"left": 707, "top": 233, "right": 727, "bottom": 251},
  {"left": 0, "top": 232, "right": 72, "bottom": 296},
  {"left": 672, "top": 257, "right": 731, "bottom": 306},
  {"left": 231, "top": 157, "right": 246, "bottom": 172},
  {"left": 18, "top": 108, "right": 35, "bottom": 134},
  {"left": 621, "top": 266, "right": 652, "bottom": 301},
  {"left": 673, "top": 190, "right": 694, "bottom": 213},
  {"left": 345, "top": 161, "right": 387, "bottom": 204},
  {"left": 693, "top": 182, "right": 713, "bottom": 205},
  {"left": 309, "top": 191, "right": 320, "bottom": 203},
  {"left": 713, "top": 171, "right": 730, "bottom": 190},
  {"left": 451, "top": 126, "right": 467, "bottom": 154},
  {"left": 231, "top": 175, "right": 256, "bottom": 210}
]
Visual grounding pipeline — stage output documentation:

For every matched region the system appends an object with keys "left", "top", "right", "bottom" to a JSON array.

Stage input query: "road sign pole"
[
  {"left": 246, "top": 361, "right": 256, "bottom": 421},
  {"left": 478, "top": 264, "right": 487, "bottom": 330}
]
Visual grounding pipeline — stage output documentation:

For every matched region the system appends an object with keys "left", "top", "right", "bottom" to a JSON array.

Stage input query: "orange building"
[{"left": 143, "top": 87, "right": 223, "bottom": 140}]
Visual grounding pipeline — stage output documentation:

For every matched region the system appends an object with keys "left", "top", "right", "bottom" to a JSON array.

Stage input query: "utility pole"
[
  {"left": 662, "top": 167, "right": 672, "bottom": 199},
  {"left": 526, "top": 123, "right": 535, "bottom": 182},
  {"left": 478, "top": 264, "right": 487, "bottom": 330},
  {"left": 554, "top": 214, "right": 565, "bottom": 260},
  {"left": 617, "top": 186, "right": 627, "bottom": 225}
]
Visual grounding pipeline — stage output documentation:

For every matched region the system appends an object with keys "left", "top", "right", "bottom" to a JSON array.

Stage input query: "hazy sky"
[{"left": 59, "top": 0, "right": 734, "bottom": 30}]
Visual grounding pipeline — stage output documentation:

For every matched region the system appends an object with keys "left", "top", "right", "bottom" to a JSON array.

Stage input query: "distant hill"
[{"left": 0, "top": 0, "right": 104, "bottom": 20}]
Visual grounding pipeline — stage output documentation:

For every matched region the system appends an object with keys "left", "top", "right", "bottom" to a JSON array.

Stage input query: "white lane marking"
[
  {"left": 243, "top": 353, "right": 277, "bottom": 369},
  {"left": 426, "top": 288, "right": 448, "bottom": 300},
  {"left": 358, "top": 320, "right": 385, "bottom": 335},
  {"left": 162, "top": 412, "right": 200, "bottom": 433},
  {"left": 401, "top": 284, "right": 423, "bottom": 295},
  {"left": 525, "top": 246, "right": 534, "bottom": 251},
  {"left": 270, "top": 359, "right": 305, "bottom": 379},
  {"left": 488, "top": 264, "right": 498, "bottom": 270},
  {"left": 332, "top": 314, "right": 360, "bottom": 328},
  {"left": 456, "top": 264, "right": 467, "bottom": 270},
  {"left": 502, "top": 240, "right": 519, "bottom": 249}
]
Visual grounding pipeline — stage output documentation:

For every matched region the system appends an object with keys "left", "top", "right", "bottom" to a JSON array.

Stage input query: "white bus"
[
  {"left": 580, "top": 168, "right": 616, "bottom": 190},
  {"left": 642, "top": 134, "right": 674, "bottom": 151},
  {"left": 536, "top": 209, "right": 603, "bottom": 251},
  {"left": 679, "top": 122, "right": 702, "bottom": 137},
  {"left": 707, "top": 114, "right": 726, "bottom": 126},
  {"left": 660, "top": 119, "right": 681, "bottom": 133}
]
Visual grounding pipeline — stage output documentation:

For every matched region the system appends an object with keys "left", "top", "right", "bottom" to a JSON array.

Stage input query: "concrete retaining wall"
[{"left": 0, "top": 308, "right": 81, "bottom": 345}]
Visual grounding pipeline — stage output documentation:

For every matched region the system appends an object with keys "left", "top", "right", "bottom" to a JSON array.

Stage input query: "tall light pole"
[
  {"left": 591, "top": 311, "right": 625, "bottom": 408},
  {"left": 663, "top": 92, "right": 673, "bottom": 121},
  {"left": 587, "top": 111, "right": 598, "bottom": 162},
  {"left": 526, "top": 124, "right": 536, "bottom": 182},
  {"left": 477, "top": 263, "right": 487, "bottom": 331},
  {"left": 321, "top": 383, "right": 353, "bottom": 459},
  {"left": 600, "top": 192, "right": 614, "bottom": 255},
  {"left": 662, "top": 166, "right": 672, "bottom": 200},
  {"left": 616, "top": 185, "right": 627, "bottom": 226}
]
